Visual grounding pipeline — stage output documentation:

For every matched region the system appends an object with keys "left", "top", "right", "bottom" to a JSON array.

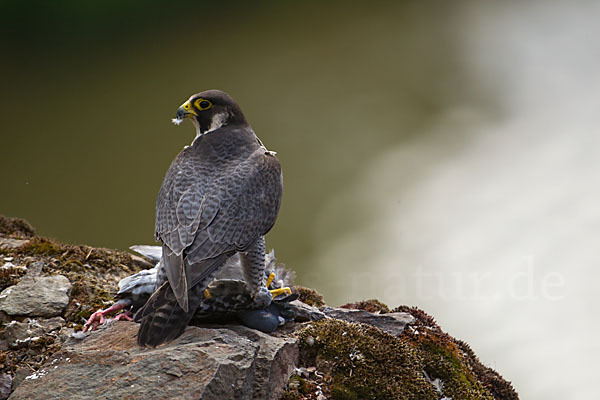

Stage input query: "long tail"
[
  {"left": 135, "top": 281, "right": 206, "bottom": 347},
  {"left": 135, "top": 253, "right": 230, "bottom": 347}
]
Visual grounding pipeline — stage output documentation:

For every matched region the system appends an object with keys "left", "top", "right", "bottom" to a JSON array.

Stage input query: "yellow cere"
[
  {"left": 180, "top": 100, "right": 198, "bottom": 116},
  {"left": 193, "top": 98, "right": 213, "bottom": 111}
]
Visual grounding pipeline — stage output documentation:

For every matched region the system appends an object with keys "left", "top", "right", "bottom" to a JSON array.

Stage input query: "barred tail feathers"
[
  {"left": 136, "top": 254, "right": 229, "bottom": 347},
  {"left": 136, "top": 282, "right": 206, "bottom": 347}
]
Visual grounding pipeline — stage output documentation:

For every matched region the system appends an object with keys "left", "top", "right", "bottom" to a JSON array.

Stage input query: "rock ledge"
[{"left": 0, "top": 215, "right": 519, "bottom": 400}]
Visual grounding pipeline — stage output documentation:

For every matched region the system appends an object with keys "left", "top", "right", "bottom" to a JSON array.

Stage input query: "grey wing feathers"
[
  {"left": 155, "top": 136, "right": 282, "bottom": 312},
  {"left": 155, "top": 151, "right": 215, "bottom": 256},
  {"left": 162, "top": 245, "right": 189, "bottom": 311},
  {"left": 154, "top": 148, "right": 218, "bottom": 311},
  {"left": 204, "top": 151, "right": 282, "bottom": 251}
]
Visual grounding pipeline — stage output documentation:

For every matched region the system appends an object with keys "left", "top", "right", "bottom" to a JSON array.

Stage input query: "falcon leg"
[
  {"left": 240, "top": 236, "right": 267, "bottom": 297},
  {"left": 241, "top": 238, "right": 292, "bottom": 307}
]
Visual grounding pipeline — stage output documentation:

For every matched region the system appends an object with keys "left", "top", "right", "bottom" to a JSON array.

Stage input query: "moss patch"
[
  {"left": 456, "top": 340, "right": 519, "bottom": 400},
  {"left": 0, "top": 214, "right": 148, "bottom": 388},
  {"left": 297, "top": 319, "right": 437, "bottom": 400},
  {"left": 285, "top": 308, "right": 518, "bottom": 400},
  {"left": 0, "top": 221, "right": 144, "bottom": 328},
  {"left": 18, "top": 237, "right": 63, "bottom": 256},
  {"left": 393, "top": 306, "right": 518, "bottom": 400},
  {"left": 0, "top": 215, "right": 35, "bottom": 238},
  {"left": 293, "top": 286, "right": 326, "bottom": 308},
  {"left": 41, "top": 242, "right": 142, "bottom": 328},
  {"left": 279, "top": 391, "right": 302, "bottom": 400},
  {"left": 0, "top": 265, "right": 27, "bottom": 292},
  {"left": 339, "top": 299, "right": 390, "bottom": 314}
]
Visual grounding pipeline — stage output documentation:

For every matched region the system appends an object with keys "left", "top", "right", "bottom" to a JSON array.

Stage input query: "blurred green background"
[
  {"left": 2, "top": 1, "right": 600, "bottom": 399},
  {"left": 1, "top": 1, "right": 476, "bottom": 288}
]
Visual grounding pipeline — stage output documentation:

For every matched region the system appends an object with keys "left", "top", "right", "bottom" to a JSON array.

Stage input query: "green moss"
[
  {"left": 293, "top": 286, "right": 326, "bottom": 308},
  {"left": 395, "top": 307, "right": 500, "bottom": 399},
  {"left": 391, "top": 305, "right": 438, "bottom": 327},
  {"left": 294, "top": 316, "right": 503, "bottom": 400},
  {"left": 298, "top": 319, "right": 437, "bottom": 400},
  {"left": 0, "top": 215, "right": 151, "bottom": 388},
  {"left": 330, "top": 380, "right": 359, "bottom": 400},
  {"left": 279, "top": 391, "right": 301, "bottom": 400},
  {"left": 280, "top": 375, "right": 313, "bottom": 400},
  {"left": 0, "top": 266, "right": 26, "bottom": 291},
  {"left": 339, "top": 299, "right": 390, "bottom": 313},
  {"left": 18, "top": 237, "right": 63, "bottom": 256},
  {"left": 287, "top": 375, "right": 315, "bottom": 395},
  {"left": 455, "top": 340, "right": 519, "bottom": 400},
  {"left": 1, "top": 230, "right": 142, "bottom": 326},
  {"left": 64, "top": 276, "right": 118, "bottom": 324},
  {"left": 1, "top": 218, "right": 142, "bottom": 326},
  {"left": 420, "top": 340, "right": 490, "bottom": 399}
]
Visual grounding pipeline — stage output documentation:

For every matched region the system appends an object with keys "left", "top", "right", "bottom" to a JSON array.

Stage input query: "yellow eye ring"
[{"left": 193, "top": 98, "right": 213, "bottom": 111}]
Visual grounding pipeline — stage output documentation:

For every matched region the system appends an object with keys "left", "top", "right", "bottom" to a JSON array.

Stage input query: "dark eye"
[{"left": 194, "top": 98, "right": 213, "bottom": 110}]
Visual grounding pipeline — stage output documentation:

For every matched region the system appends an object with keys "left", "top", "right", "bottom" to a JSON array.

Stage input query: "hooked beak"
[{"left": 172, "top": 100, "right": 198, "bottom": 125}]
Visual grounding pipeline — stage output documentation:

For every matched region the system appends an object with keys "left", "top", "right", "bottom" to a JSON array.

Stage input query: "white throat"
[
  {"left": 190, "top": 112, "right": 228, "bottom": 145},
  {"left": 190, "top": 118, "right": 202, "bottom": 139},
  {"left": 207, "top": 112, "right": 228, "bottom": 133}
]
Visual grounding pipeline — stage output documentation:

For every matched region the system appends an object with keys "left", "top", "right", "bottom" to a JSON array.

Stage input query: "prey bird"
[{"left": 83, "top": 246, "right": 297, "bottom": 334}]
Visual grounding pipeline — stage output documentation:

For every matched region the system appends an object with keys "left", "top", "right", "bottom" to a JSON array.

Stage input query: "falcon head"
[{"left": 172, "top": 90, "right": 248, "bottom": 135}]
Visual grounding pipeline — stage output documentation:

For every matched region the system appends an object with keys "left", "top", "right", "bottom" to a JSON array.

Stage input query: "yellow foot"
[
  {"left": 269, "top": 287, "right": 292, "bottom": 298},
  {"left": 204, "top": 289, "right": 212, "bottom": 299},
  {"left": 266, "top": 272, "right": 276, "bottom": 288}
]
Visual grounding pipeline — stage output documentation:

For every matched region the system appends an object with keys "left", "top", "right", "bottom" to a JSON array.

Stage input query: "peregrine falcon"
[{"left": 136, "top": 90, "right": 286, "bottom": 347}]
